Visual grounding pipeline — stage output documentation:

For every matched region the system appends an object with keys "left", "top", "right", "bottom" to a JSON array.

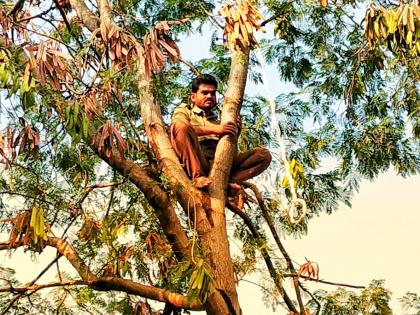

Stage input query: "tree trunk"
[{"left": 200, "top": 50, "right": 250, "bottom": 315}]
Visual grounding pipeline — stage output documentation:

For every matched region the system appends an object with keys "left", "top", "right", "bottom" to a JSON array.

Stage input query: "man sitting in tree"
[{"left": 170, "top": 74, "right": 271, "bottom": 208}]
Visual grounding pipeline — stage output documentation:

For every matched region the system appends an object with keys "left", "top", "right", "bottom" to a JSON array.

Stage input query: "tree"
[{"left": 0, "top": 0, "right": 418, "bottom": 314}]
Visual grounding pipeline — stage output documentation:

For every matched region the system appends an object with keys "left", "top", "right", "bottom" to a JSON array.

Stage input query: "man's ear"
[{"left": 190, "top": 93, "right": 196, "bottom": 104}]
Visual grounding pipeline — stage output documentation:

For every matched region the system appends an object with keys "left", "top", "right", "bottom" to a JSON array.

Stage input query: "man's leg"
[
  {"left": 170, "top": 121, "right": 211, "bottom": 187},
  {"left": 231, "top": 147, "right": 272, "bottom": 183},
  {"left": 228, "top": 147, "right": 271, "bottom": 209}
]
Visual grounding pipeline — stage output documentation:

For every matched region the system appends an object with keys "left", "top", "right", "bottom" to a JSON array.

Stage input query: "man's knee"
[{"left": 255, "top": 147, "right": 272, "bottom": 168}]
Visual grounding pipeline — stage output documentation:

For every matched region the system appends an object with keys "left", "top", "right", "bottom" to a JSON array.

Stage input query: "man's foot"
[
  {"left": 228, "top": 182, "right": 245, "bottom": 210},
  {"left": 193, "top": 176, "right": 212, "bottom": 189}
]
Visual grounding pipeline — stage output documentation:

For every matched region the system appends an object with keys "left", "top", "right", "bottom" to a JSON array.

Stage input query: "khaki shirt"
[{"left": 172, "top": 103, "right": 220, "bottom": 142}]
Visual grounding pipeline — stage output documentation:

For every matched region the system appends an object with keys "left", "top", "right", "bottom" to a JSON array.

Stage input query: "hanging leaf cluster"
[
  {"left": 187, "top": 260, "right": 215, "bottom": 303},
  {"left": 364, "top": 3, "right": 420, "bottom": 55},
  {"left": 3, "top": 207, "right": 48, "bottom": 252},
  {"left": 142, "top": 19, "right": 185, "bottom": 78},
  {"left": 96, "top": 121, "right": 127, "bottom": 158},
  {"left": 26, "top": 41, "right": 74, "bottom": 90},
  {"left": 218, "top": 0, "right": 265, "bottom": 51},
  {"left": 0, "top": 123, "right": 40, "bottom": 165},
  {"left": 64, "top": 102, "right": 90, "bottom": 146},
  {"left": 297, "top": 259, "right": 319, "bottom": 281},
  {"left": 93, "top": 20, "right": 142, "bottom": 69}
]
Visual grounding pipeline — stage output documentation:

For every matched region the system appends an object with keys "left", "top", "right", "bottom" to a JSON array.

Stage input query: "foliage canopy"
[{"left": 0, "top": 0, "right": 418, "bottom": 314}]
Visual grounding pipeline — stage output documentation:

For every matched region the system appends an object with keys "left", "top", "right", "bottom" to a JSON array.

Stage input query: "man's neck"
[{"left": 193, "top": 105, "right": 213, "bottom": 116}]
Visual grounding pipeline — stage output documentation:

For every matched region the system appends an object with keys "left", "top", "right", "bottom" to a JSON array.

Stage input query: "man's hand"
[{"left": 215, "top": 122, "right": 239, "bottom": 136}]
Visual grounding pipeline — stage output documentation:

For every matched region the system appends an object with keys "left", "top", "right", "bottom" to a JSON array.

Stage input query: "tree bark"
[
  {"left": 199, "top": 50, "right": 250, "bottom": 315},
  {"left": 0, "top": 239, "right": 203, "bottom": 310}
]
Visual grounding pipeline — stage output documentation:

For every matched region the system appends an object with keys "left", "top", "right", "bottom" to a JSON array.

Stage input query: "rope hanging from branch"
[{"left": 255, "top": 47, "right": 307, "bottom": 224}]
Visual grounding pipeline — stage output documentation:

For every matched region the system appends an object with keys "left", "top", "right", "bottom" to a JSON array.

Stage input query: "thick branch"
[
  {"left": 47, "top": 237, "right": 96, "bottom": 282},
  {"left": 64, "top": 0, "right": 193, "bottom": 262},
  {"left": 208, "top": 49, "right": 250, "bottom": 208},
  {"left": 92, "top": 277, "right": 203, "bottom": 310},
  {"left": 198, "top": 49, "right": 250, "bottom": 315},
  {"left": 89, "top": 137, "right": 193, "bottom": 261},
  {"left": 69, "top": 0, "right": 99, "bottom": 32},
  {"left": 0, "top": 239, "right": 203, "bottom": 310},
  {"left": 136, "top": 59, "right": 212, "bottom": 235}
]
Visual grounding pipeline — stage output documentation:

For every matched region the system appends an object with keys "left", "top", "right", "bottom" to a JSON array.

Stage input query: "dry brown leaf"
[{"left": 297, "top": 259, "right": 319, "bottom": 281}]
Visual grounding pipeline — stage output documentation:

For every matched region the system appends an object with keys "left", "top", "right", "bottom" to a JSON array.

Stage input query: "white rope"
[{"left": 255, "top": 46, "right": 307, "bottom": 224}]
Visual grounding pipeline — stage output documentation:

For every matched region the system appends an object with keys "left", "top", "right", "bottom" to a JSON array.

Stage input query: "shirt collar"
[
  {"left": 191, "top": 105, "right": 219, "bottom": 120},
  {"left": 192, "top": 105, "right": 208, "bottom": 117}
]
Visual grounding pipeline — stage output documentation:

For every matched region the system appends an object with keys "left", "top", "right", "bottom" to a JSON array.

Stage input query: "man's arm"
[{"left": 192, "top": 122, "right": 238, "bottom": 137}]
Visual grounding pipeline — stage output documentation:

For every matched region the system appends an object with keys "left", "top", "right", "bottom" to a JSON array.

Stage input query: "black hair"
[{"left": 191, "top": 74, "right": 218, "bottom": 92}]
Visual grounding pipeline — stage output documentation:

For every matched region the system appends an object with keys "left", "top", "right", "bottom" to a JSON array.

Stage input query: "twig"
[
  {"left": 284, "top": 274, "right": 365, "bottom": 289},
  {"left": 260, "top": 14, "right": 279, "bottom": 27},
  {"left": 244, "top": 182, "right": 305, "bottom": 313},
  {"left": 52, "top": 0, "right": 84, "bottom": 49},
  {"left": 16, "top": 7, "right": 55, "bottom": 23},
  {"left": 227, "top": 201, "right": 298, "bottom": 313},
  {"left": 179, "top": 58, "right": 200, "bottom": 76},
  {"left": 0, "top": 191, "right": 54, "bottom": 206},
  {"left": 79, "top": 179, "right": 125, "bottom": 205},
  {"left": 104, "top": 171, "right": 117, "bottom": 218},
  {"left": 197, "top": 1, "right": 224, "bottom": 29},
  {"left": 239, "top": 278, "right": 284, "bottom": 308},
  {"left": 0, "top": 280, "right": 85, "bottom": 294}
]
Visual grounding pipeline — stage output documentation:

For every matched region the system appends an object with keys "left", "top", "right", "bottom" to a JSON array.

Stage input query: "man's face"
[{"left": 191, "top": 83, "right": 217, "bottom": 111}]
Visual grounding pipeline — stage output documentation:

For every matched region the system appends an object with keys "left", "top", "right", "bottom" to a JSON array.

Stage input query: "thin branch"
[
  {"left": 179, "top": 58, "right": 200, "bottom": 76},
  {"left": 0, "top": 280, "right": 85, "bottom": 294},
  {"left": 27, "top": 254, "right": 63, "bottom": 288},
  {"left": 227, "top": 201, "right": 298, "bottom": 313},
  {"left": 16, "top": 7, "right": 55, "bottom": 23},
  {"left": 52, "top": 0, "right": 84, "bottom": 48},
  {"left": 0, "top": 293, "right": 22, "bottom": 315},
  {"left": 12, "top": 22, "right": 70, "bottom": 47},
  {"left": 299, "top": 283, "right": 322, "bottom": 314},
  {"left": 244, "top": 182, "right": 305, "bottom": 313},
  {"left": 284, "top": 274, "right": 365, "bottom": 289},
  {"left": 197, "top": 0, "right": 224, "bottom": 29},
  {"left": 260, "top": 14, "right": 279, "bottom": 27}
]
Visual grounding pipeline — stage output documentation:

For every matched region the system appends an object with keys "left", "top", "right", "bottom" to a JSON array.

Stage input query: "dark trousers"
[{"left": 170, "top": 121, "right": 272, "bottom": 182}]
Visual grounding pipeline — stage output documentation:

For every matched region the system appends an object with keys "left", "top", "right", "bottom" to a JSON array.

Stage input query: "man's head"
[{"left": 191, "top": 74, "right": 218, "bottom": 112}]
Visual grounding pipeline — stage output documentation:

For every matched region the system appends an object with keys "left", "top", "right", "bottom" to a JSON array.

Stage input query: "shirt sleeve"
[{"left": 171, "top": 105, "right": 190, "bottom": 124}]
